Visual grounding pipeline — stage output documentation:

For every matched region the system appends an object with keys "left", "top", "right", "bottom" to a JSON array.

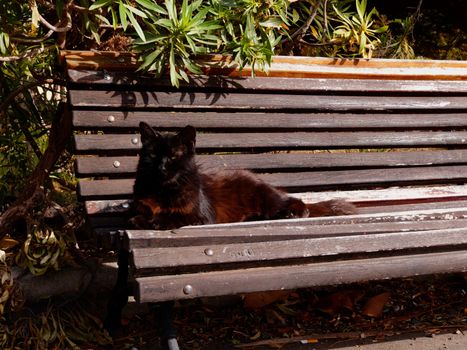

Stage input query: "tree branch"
[
  {"left": 0, "top": 103, "right": 73, "bottom": 240},
  {"left": 283, "top": 0, "right": 324, "bottom": 44}
]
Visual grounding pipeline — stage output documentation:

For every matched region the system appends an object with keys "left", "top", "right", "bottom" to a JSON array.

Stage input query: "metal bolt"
[
  {"left": 126, "top": 95, "right": 135, "bottom": 103},
  {"left": 131, "top": 137, "right": 139, "bottom": 145},
  {"left": 204, "top": 248, "right": 214, "bottom": 256},
  {"left": 107, "top": 115, "right": 115, "bottom": 123},
  {"left": 118, "top": 57, "right": 125, "bottom": 63},
  {"left": 104, "top": 74, "right": 112, "bottom": 81},
  {"left": 122, "top": 202, "right": 130, "bottom": 209},
  {"left": 183, "top": 285, "right": 193, "bottom": 295},
  {"left": 113, "top": 160, "right": 121, "bottom": 168}
]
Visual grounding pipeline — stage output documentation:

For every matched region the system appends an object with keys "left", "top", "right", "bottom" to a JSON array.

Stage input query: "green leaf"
[
  {"left": 138, "top": 47, "right": 163, "bottom": 71},
  {"left": 356, "top": 0, "right": 367, "bottom": 22},
  {"left": 119, "top": 1, "right": 128, "bottom": 30},
  {"left": 135, "top": 0, "right": 166, "bottom": 14},
  {"left": 259, "top": 17, "right": 283, "bottom": 29},
  {"left": 123, "top": 3, "right": 148, "bottom": 18},
  {"left": 166, "top": 0, "right": 178, "bottom": 23},
  {"left": 89, "top": 0, "right": 112, "bottom": 11},
  {"left": 127, "top": 9, "right": 146, "bottom": 41},
  {"left": 110, "top": 7, "right": 118, "bottom": 29}
]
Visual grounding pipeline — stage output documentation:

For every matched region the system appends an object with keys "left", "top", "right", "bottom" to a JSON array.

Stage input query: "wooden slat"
[
  {"left": 83, "top": 186, "right": 467, "bottom": 217},
  {"left": 73, "top": 131, "right": 467, "bottom": 154},
  {"left": 131, "top": 228, "right": 467, "bottom": 270},
  {"left": 72, "top": 110, "right": 467, "bottom": 131},
  {"left": 125, "top": 219, "right": 467, "bottom": 249},
  {"left": 89, "top": 201, "right": 467, "bottom": 234},
  {"left": 77, "top": 165, "right": 467, "bottom": 198},
  {"left": 75, "top": 150, "right": 467, "bottom": 177},
  {"left": 62, "top": 51, "right": 467, "bottom": 80},
  {"left": 134, "top": 251, "right": 467, "bottom": 303},
  {"left": 67, "top": 70, "right": 467, "bottom": 93},
  {"left": 69, "top": 90, "right": 467, "bottom": 110}
]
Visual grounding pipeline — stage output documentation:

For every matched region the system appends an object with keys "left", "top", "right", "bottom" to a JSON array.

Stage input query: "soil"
[{"left": 111, "top": 273, "right": 467, "bottom": 350}]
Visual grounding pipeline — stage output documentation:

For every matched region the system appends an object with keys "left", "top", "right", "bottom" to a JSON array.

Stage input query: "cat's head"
[{"left": 137, "top": 122, "right": 197, "bottom": 183}]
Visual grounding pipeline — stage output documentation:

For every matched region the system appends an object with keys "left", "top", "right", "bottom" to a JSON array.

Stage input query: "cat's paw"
[{"left": 129, "top": 215, "right": 153, "bottom": 229}]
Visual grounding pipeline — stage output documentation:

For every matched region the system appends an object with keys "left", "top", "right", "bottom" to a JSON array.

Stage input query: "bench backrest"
[{"left": 64, "top": 53, "right": 467, "bottom": 243}]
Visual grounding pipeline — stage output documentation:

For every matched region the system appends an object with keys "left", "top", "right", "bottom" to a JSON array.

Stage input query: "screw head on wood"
[
  {"left": 104, "top": 74, "right": 112, "bottom": 81},
  {"left": 183, "top": 285, "right": 193, "bottom": 295},
  {"left": 118, "top": 57, "right": 125, "bottom": 63},
  {"left": 131, "top": 137, "right": 139, "bottom": 145},
  {"left": 126, "top": 95, "right": 135, "bottom": 102},
  {"left": 204, "top": 248, "right": 214, "bottom": 256},
  {"left": 107, "top": 115, "right": 115, "bottom": 123},
  {"left": 113, "top": 160, "right": 121, "bottom": 168}
]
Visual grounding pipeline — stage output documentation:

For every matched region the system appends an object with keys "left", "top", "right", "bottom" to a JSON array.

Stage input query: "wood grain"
[
  {"left": 73, "top": 131, "right": 467, "bottom": 154},
  {"left": 134, "top": 251, "right": 467, "bottom": 302},
  {"left": 125, "top": 219, "right": 467, "bottom": 250},
  {"left": 67, "top": 70, "right": 467, "bottom": 93},
  {"left": 72, "top": 110, "right": 467, "bottom": 131},
  {"left": 131, "top": 228, "right": 467, "bottom": 270},
  {"left": 69, "top": 90, "right": 467, "bottom": 110},
  {"left": 75, "top": 150, "right": 467, "bottom": 177},
  {"left": 77, "top": 165, "right": 467, "bottom": 198}
]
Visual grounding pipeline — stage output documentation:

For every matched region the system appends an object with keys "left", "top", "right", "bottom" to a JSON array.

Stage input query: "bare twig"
[
  {"left": 38, "top": 12, "right": 72, "bottom": 33},
  {"left": 284, "top": 0, "right": 324, "bottom": 43},
  {"left": 0, "top": 78, "right": 65, "bottom": 121},
  {"left": 0, "top": 47, "right": 46, "bottom": 62},
  {"left": 10, "top": 31, "right": 54, "bottom": 44}
]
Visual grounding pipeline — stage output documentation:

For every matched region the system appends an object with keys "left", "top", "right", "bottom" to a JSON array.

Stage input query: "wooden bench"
[{"left": 63, "top": 51, "right": 467, "bottom": 348}]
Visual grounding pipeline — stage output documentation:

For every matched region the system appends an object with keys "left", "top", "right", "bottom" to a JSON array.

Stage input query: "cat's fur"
[{"left": 131, "top": 122, "right": 356, "bottom": 230}]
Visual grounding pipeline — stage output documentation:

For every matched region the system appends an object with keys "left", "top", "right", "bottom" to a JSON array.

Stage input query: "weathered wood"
[
  {"left": 134, "top": 250, "right": 467, "bottom": 303},
  {"left": 77, "top": 165, "right": 467, "bottom": 198},
  {"left": 73, "top": 131, "right": 467, "bottom": 154},
  {"left": 89, "top": 202, "right": 467, "bottom": 234},
  {"left": 72, "top": 110, "right": 467, "bottom": 131},
  {"left": 69, "top": 89, "right": 467, "bottom": 110},
  {"left": 61, "top": 51, "right": 467, "bottom": 80},
  {"left": 65, "top": 52, "right": 467, "bottom": 308},
  {"left": 83, "top": 186, "right": 467, "bottom": 217},
  {"left": 131, "top": 228, "right": 467, "bottom": 271},
  {"left": 75, "top": 150, "right": 467, "bottom": 177},
  {"left": 125, "top": 219, "right": 467, "bottom": 250},
  {"left": 67, "top": 70, "right": 467, "bottom": 93}
]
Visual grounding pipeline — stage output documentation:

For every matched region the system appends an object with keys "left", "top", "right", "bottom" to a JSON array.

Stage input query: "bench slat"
[
  {"left": 131, "top": 228, "right": 467, "bottom": 270},
  {"left": 77, "top": 165, "right": 467, "bottom": 198},
  {"left": 75, "top": 150, "right": 467, "bottom": 177},
  {"left": 72, "top": 110, "right": 467, "bottom": 131},
  {"left": 74, "top": 131, "right": 467, "bottom": 154},
  {"left": 134, "top": 250, "right": 467, "bottom": 303},
  {"left": 90, "top": 203, "right": 467, "bottom": 232},
  {"left": 125, "top": 219, "right": 467, "bottom": 249},
  {"left": 67, "top": 70, "right": 467, "bottom": 93},
  {"left": 69, "top": 90, "right": 467, "bottom": 111}
]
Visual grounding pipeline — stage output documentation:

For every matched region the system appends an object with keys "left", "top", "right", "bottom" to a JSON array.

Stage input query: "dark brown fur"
[{"left": 131, "top": 123, "right": 356, "bottom": 230}]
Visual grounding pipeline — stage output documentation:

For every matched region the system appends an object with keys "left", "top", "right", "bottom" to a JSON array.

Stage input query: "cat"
[{"left": 131, "top": 122, "right": 356, "bottom": 230}]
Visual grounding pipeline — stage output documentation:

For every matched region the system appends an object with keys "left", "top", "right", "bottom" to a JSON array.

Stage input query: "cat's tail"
[{"left": 306, "top": 199, "right": 357, "bottom": 217}]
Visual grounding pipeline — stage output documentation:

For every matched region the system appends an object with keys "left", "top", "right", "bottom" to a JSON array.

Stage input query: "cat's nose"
[{"left": 158, "top": 163, "right": 167, "bottom": 174}]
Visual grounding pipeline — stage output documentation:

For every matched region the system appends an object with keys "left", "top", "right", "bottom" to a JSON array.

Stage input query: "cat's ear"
[
  {"left": 178, "top": 125, "right": 196, "bottom": 152},
  {"left": 139, "top": 122, "right": 160, "bottom": 146}
]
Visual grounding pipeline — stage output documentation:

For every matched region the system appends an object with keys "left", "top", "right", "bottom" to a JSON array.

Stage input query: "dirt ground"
[{"left": 112, "top": 273, "right": 466, "bottom": 350}]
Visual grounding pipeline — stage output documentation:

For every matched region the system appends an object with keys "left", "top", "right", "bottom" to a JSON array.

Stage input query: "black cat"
[{"left": 131, "top": 122, "right": 356, "bottom": 230}]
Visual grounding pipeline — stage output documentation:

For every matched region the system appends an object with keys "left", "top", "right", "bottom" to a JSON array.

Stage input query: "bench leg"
[
  {"left": 104, "top": 249, "right": 130, "bottom": 334},
  {"left": 153, "top": 301, "right": 179, "bottom": 350}
]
